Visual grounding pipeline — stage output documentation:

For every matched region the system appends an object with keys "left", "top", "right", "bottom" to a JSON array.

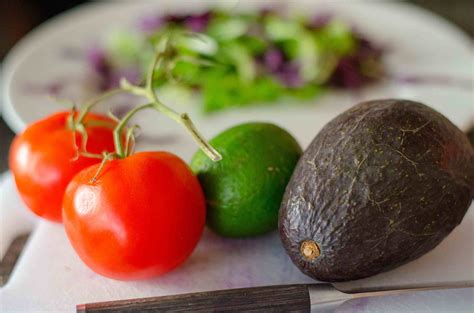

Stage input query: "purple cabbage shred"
[
  {"left": 330, "top": 56, "right": 364, "bottom": 89},
  {"left": 309, "top": 13, "right": 332, "bottom": 29},
  {"left": 329, "top": 35, "right": 384, "bottom": 89},
  {"left": 139, "top": 11, "right": 212, "bottom": 33},
  {"left": 86, "top": 45, "right": 110, "bottom": 77},
  {"left": 139, "top": 15, "right": 165, "bottom": 33},
  {"left": 263, "top": 49, "right": 285, "bottom": 72},
  {"left": 104, "top": 67, "right": 141, "bottom": 90},
  {"left": 260, "top": 48, "right": 304, "bottom": 88},
  {"left": 184, "top": 12, "right": 212, "bottom": 32},
  {"left": 276, "top": 63, "right": 304, "bottom": 88}
]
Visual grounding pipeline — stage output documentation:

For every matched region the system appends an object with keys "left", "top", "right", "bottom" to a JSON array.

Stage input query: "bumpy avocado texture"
[{"left": 279, "top": 99, "right": 474, "bottom": 282}]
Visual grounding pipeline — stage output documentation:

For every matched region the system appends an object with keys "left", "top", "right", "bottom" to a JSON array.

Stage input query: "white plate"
[
  {"left": 1, "top": 1, "right": 473, "bottom": 312},
  {"left": 2, "top": 0, "right": 473, "bottom": 155}
]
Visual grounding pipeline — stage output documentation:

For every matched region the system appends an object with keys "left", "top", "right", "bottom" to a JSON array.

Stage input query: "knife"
[{"left": 76, "top": 283, "right": 472, "bottom": 312}]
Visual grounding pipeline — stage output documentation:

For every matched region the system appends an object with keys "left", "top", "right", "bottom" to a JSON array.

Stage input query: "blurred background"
[{"left": 0, "top": 0, "right": 473, "bottom": 173}]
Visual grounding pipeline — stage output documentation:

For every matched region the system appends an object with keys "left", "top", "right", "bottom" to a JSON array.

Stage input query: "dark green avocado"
[{"left": 279, "top": 99, "right": 474, "bottom": 282}]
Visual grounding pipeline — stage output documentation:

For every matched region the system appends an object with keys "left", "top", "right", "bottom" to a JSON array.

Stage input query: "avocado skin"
[{"left": 279, "top": 99, "right": 474, "bottom": 282}]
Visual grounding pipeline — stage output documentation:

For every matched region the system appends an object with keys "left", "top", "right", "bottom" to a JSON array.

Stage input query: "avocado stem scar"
[{"left": 300, "top": 240, "right": 320, "bottom": 261}]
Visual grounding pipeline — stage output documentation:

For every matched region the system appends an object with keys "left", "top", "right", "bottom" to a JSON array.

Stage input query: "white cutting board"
[
  {"left": 0, "top": 172, "right": 473, "bottom": 312},
  {"left": 1, "top": 1, "right": 473, "bottom": 312}
]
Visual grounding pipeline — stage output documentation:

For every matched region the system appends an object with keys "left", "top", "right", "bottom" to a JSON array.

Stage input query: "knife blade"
[{"left": 76, "top": 283, "right": 473, "bottom": 312}]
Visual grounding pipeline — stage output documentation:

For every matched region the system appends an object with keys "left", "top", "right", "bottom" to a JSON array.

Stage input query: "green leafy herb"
[{"left": 90, "top": 9, "right": 384, "bottom": 113}]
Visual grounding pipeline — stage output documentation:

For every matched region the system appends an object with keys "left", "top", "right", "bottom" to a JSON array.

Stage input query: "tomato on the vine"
[
  {"left": 9, "top": 111, "right": 116, "bottom": 222},
  {"left": 62, "top": 151, "right": 206, "bottom": 280}
]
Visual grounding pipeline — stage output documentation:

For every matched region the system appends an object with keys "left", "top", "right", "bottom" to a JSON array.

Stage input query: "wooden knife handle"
[{"left": 77, "top": 284, "right": 311, "bottom": 312}]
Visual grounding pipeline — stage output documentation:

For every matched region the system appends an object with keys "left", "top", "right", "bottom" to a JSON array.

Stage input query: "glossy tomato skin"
[
  {"left": 9, "top": 111, "right": 116, "bottom": 222},
  {"left": 63, "top": 151, "right": 206, "bottom": 280}
]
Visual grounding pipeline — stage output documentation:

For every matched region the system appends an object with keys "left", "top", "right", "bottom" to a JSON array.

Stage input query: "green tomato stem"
[
  {"left": 72, "top": 33, "right": 221, "bottom": 163},
  {"left": 66, "top": 89, "right": 124, "bottom": 159},
  {"left": 114, "top": 103, "right": 154, "bottom": 158},
  {"left": 76, "top": 88, "right": 124, "bottom": 124},
  {"left": 90, "top": 152, "right": 116, "bottom": 183},
  {"left": 116, "top": 35, "right": 222, "bottom": 161},
  {"left": 124, "top": 125, "right": 140, "bottom": 157}
]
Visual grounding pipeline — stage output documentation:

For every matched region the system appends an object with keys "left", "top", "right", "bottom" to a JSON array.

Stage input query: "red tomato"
[
  {"left": 62, "top": 151, "right": 206, "bottom": 280},
  {"left": 9, "top": 111, "right": 116, "bottom": 222}
]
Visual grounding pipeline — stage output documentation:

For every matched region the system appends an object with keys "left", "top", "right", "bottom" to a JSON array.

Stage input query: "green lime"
[{"left": 191, "top": 122, "right": 302, "bottom": 238}]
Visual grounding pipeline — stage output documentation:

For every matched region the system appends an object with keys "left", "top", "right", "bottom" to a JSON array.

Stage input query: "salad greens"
[{"left": 87, "top": 9, "right": 384, "bottom": 113}]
